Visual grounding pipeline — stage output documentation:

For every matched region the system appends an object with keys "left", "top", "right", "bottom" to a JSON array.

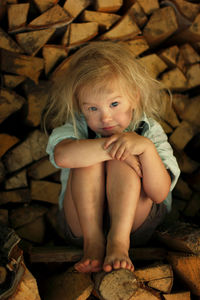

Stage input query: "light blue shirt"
[{"left": 46, "top": 114, "right": 180, "bottom": 211}]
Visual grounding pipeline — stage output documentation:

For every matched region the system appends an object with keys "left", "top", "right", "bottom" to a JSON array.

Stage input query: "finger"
[
  {"left": 115, "top": 145, "right": 126, "bottom": 160},
  {"left": 120, "top": 150, "right": 129, "bottom": 161},
  {"left": 104, "top": 135, "right": 118, "bottom": 149},
  {"left": 109, "top": 142, "right": 121, "bottom": 159}
]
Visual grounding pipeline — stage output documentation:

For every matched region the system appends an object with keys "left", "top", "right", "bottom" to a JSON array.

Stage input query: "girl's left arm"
[
  {"left": 139, "top": 140, "right": 171, "bottom": 203},
  {"left": 104, "top": 132, "right": 172, "bottom": 203}
]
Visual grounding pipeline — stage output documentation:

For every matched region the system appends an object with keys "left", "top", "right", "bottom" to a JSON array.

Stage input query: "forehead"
[{"left": 78, "top": 78, "right": 124, "bottom": 101}]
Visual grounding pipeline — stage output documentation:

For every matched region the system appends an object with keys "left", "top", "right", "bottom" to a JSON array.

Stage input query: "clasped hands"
[{"left": 104, "top": 132, "right": 149, "bottom": 178}]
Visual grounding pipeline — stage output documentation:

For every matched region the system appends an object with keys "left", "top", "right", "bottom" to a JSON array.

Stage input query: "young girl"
[{"left": 44, "top": 41, "right": 180, "bottom": 273}]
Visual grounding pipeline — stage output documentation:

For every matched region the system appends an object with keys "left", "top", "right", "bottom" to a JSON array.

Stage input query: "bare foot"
[
  {"left": 103, "top": 237, "right": 134, "bottom": 273},
  {"left": 75, "top": 237, "right": 105, "bottom": 273}
]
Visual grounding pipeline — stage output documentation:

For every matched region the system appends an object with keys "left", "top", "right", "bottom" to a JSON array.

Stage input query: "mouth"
[{"left": 102, "top": 126, "right": 116, "bottom": 131}]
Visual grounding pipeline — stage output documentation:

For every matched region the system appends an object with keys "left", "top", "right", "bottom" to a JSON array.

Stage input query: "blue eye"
[
  {"left": 111, "top": 101, "right": 119, "bottom": 107},
  {"left": 89, "top": 107, "right": 97, "bottom": 111}
]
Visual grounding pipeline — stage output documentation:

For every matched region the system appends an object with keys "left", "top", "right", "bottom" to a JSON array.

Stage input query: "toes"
[{"left": 103, "top": 264, "right": 112, "bottom": 272}]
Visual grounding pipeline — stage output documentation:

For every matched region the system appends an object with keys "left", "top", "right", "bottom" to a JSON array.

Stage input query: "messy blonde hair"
[{"left": 43, "top": 41, "right": 167, "bottom": 135}]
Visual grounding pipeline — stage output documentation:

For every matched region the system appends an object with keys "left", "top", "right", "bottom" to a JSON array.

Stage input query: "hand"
[{"left": 104, "top": 132, "right": 149, "bottom": 161}]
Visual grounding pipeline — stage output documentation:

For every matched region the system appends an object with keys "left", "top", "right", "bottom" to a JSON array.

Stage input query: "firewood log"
[
  {"left": 95, "top": 0, "right": 123, "bottom": 12},
  {"left": 7, "top": 3, "right": 30, "bottom": 33},
  {"left": 0, "top": 88, "right": 25, "bottom": 124},
  {"left": 63, "top": 0, "right": 91, "bottom": 19},
  {"left": 0, "top": 134, "right": 19, "bottom": 157},
  {"left": 0, "top": 49, "right": 44, "bottom": 83},
  {"left": 167, "top": 252, "right": 200, "bottom": 296},
  {"left": 0, "top": 27, "right": 23, "bottom": 53},
  {"left": 93, "top": 269, "right": 138, "bottom": 300},
  {"left": 163, "top": 291, "right": 191, "bottom": 300}
]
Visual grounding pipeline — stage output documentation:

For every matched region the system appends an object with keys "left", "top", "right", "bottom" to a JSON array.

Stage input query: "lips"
[{"left": 102, "top": 126, "right": 115, "bottom": 131}]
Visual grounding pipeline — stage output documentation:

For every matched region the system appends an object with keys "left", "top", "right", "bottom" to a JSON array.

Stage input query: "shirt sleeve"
[
  {"left": 143, "top": 118, "right": 180, "bottom": 192},
  {"left": 46, "top": 116, "right": 88, "bottom": 168}
]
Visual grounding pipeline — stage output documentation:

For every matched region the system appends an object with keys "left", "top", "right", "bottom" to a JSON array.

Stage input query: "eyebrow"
[{"left": 82, "top": 96, "right": 122, "bottom": 106}]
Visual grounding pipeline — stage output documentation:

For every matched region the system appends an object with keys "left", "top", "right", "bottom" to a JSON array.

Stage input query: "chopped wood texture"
[
  {"left": 8, "top": 3, "right": 30, "bottom": 33},
  {"left": 95, "top": 0, "right": 123, "bottom": 12},
  {"left": 80, "top": 10, "right": 121, "bottom": 31},
  {"left": 27, "top": 156, "right": 58, "bottom": 180},
  {"left": 100, "top": 12, "right": 141, "bottom": 40},
  {"left": 28, "top": 4, "right": 73, "bottom": 30},
  {"left": 68, "top": 22, "right": 99, "bottom": 45},
  {"left": 43, "top": 267, "right": 94, "bottom": 300},
  {"left": 138, "top": 54, "right": 167, "bottom": 78},
  {"left": 0, "top": 134, "right": 19, "bottom": 157},
  {"left": 0, "top": 27, "right": 23, "bottom": 53},
  {"left": 30, "top": 180, "right": 60, "bottom": 204},
  {"left": 3, "top": 74, "right": 26, "bottom": 89},
  {"left": 167, "top": 252, "right": 200, "bottom": 296},
  {"left": 5, "top": 169, "right": 27, "bottom": 190},
  {"left": 93, "top": 269, "right": 138, "bottom": 300},
  {"left": 33, "top": 0, "right": 59, "bottom": 13},
  {"left": 63, "top": 0, "right": 91, "bottom": 19},
  {"left": 0, "top": 88, "right": 25, "bottom": 124},
  {"left": 42, "top": 44, "right": 68, "bottom": 75},
  {"left": 137, "top": 0, "right": 159, "bottom": 15},
  {"left": 143, "top": 6, "right": 178, "bottom": 46},
  {"left": 0, "top": 49, "right": 44, "bottom": 83},
  {"left": 16, "top": 28, "right": 56, "bottom": 56},
  {"left": 156, "top": 221, "right": 200, "bottom": 255},
  {"left": 163, "top": 291, "right": 191, "bottom": 300}
]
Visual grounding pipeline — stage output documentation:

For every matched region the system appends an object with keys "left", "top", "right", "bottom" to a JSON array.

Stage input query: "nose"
[{"left": 101, "top": 109, "right": 112, "bottom": 123}]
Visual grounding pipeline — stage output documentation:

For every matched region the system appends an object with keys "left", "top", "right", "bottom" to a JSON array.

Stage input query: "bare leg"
[
  {"left": 103, "top": 160, "right": 152, "bottom": 272},
  {"left": 63, "top": 163, "right": 106, "bottom": 273}
]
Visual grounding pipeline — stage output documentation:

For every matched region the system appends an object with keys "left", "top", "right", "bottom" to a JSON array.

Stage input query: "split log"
[
  {"left": 33, "top": 0, "right": 59, "bottom": 13},
  {"left": 30, "top": 180, "right": 61, "bottom": 204},
  {"left": 163, "top": 291, "right": 191, "bottom": 300},
  {"left": 43, "top": 267, "right": 94, "bottom": 300},
  {"left": 94, "top": 0, "right": 123, "bottom": 12},
  {"left": 7, "top": 3, "right": 30, "bottom": 33},
  {"left": 63, "top": 0, "right": 91, "bottom": 19},
  {"left": 93, "top": 269, "right": 138, "bottom": 300},
  {"left": 137, "top": 0, "right": 159, "bottom": 15},
  {"left": 156, "top": 221, "right": 200, "bottom": 255},
  {"left": 160, "top": 68, "right": 188, "bottom": 91},
  {"left": 143, "top": 6, "right": 178, "bottom": 47},
  {"left": 27, "top": 156, "right": 58, "bottom": 180},
  {"left": 0, "top": 134, "right": 19, "bottom": 158},
  {"left": 169, "top": 121, "right": 198, "bottom": 150},
  {"left": 80, "top": 10, "right": 121, "bottom": 31},
  {"left": 0, "top": 209, "right": 9, "bottom": 226},
  {"left": 0, "top": 27, "right": 23, "bottom": 53},
  {"left": 99, "top": 11, "right": 141, "bottom": 41},
  {"left": 171, "top": 0, "right": 200, "bottom": 21},
  {"left": 0, "top": 88, "right": 25, "bottom": 124},
  {"left": 0, "top": 49, "right": 44, "bottom": 83},
  {"left": 5, "top": 169, "right": 27, "bottom": 190},
  {"left": 70, "top": 22, "right": 98, "bottom": 46},
  {"left": 138, "top": 54, "right": 167, "bottom": 78},
  {"left": 3, "top": 75, "right": 26, "bottom": 89},
  {"left": 121, "top": 37, "right": 149, "bottom": 57},
  {"left": 0, "top": 189, "right": 30, "bottom": 206},
  {"left": 135, "top": 263, "right": 173, "bottom": 293},
  {"left": 27, "top": 4, "right": 73, "bottom": 30},
  {"left": 16, "top": 28, "right": 56, "bottom": 56},
  {"left": 3, "top": 130, "right": 48, "bottom": 173},
  {"left": 42, "top": 44, "right": 68, "bottom": 75},
  {"left": 167, "top": 252, "right": 200, "bottom": 296},
  {"left": 23, "top": 80, "right": 50, "bottom": 127}
]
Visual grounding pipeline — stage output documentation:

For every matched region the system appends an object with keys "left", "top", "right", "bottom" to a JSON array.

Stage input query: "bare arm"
[
  {"left": 54, "top": 138, "right": 112, "bottom": 168},
  {"left": 104, "top": 132, "right": 171, "bottom": 203}
]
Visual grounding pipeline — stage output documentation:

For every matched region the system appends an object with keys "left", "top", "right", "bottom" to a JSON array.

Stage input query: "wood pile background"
[{"left": 0, "top": 0, "right": 200, "bottom": 299}]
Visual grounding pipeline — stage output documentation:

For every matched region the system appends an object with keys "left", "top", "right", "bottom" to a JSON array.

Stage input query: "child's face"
[{"left": 79, "top": 80, "right": 137, "bottom": 137}]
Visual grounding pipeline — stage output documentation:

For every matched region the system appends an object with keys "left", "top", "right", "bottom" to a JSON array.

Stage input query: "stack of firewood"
[{"left": 0, "top": 0, "right": 200, "bottom": 299}]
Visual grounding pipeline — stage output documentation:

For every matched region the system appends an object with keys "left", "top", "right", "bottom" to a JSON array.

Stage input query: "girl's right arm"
[{"left": 54, "top": 138, "right": 112, "bottom": 168}]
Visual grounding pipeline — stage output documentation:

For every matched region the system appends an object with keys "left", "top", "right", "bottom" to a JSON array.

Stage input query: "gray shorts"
[{"left": 57, "top": 202, "right": 167, "bottom": 248}]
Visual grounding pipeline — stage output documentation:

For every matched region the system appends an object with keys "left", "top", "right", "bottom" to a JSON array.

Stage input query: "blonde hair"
[{"left": 43, "top": 41, "right": 167, "bottom": 135}]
